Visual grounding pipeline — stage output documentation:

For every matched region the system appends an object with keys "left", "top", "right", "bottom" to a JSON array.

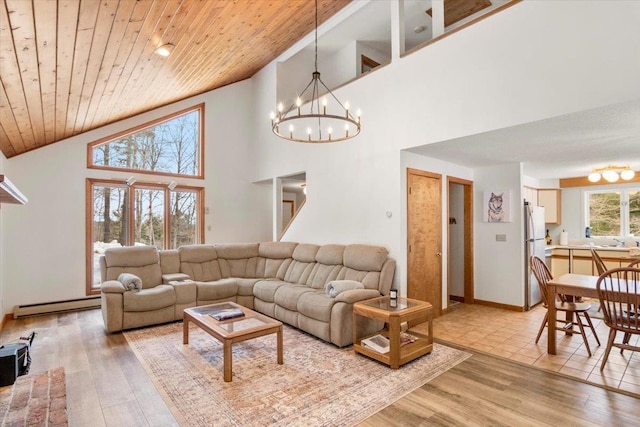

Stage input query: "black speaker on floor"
[{"left": 0, "top": 343, "right": 29, "bottom": 387}]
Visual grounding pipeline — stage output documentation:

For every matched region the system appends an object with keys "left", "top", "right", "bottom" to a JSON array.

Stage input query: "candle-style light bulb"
[
  {"left": 289, "top": 124, "right": 294, "bottom": 138},
  {"left": 322, "top": 97, "right": 327, "bottom": 114},
  {"left": 344, "top": 101, "right": 350, "bottom": 118},
  {"left": 356, "top": 109, "right": 361, "bottom": 123},
  {"left": 270, "top": 111, "right": 275, "bottom": 125},
  {"left": 307, "top": 127, "right": 312, "bottom": 141},
  {"left": 277, "top": 102, "right": 284, "bottom": 116},
  {"left": 328, "top": 127, "right": 332, "bottom": 140},
  {"left": 345, "top": 123, "right": 349, "bottom": 137},
  {"left": 296, "top": 97, "right": 302, "bottom": 115}
]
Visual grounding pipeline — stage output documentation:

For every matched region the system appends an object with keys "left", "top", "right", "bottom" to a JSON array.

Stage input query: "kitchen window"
[{"left": 585, "top": 188, "right": 640, "bottom": 237}]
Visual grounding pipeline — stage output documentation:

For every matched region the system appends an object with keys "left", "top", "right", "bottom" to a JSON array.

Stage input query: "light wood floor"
[{"left": 1, "top": 308, "right": 638, "bottom": 426}]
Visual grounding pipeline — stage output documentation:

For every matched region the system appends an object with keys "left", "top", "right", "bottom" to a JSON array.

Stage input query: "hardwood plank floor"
[{"left": 1, "top": 308, "right": 638, "bottom": 426}]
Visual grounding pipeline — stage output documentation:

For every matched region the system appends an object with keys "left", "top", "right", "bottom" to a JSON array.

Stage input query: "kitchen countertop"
[{"left": 547, "top": 245, "right": 640, "bottom": 256}]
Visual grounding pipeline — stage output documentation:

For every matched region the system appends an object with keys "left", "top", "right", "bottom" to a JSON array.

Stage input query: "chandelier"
[
  {"left": 588, "top": 165, "right": 636, "bottom": 183},
  {"left": 269, "top": 0, "right": 361, "bottom": 143}
]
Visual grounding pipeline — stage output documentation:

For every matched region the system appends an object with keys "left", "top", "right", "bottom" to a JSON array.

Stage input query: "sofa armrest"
[
  {"left": 335, "top": 288, "right": 381, "bottom": 303},
  {"left": 163, "top": 273, "right": 191, "bottom": 283},
  {"left": 101, "top": 280, "right": 126, "bottom": 294}
]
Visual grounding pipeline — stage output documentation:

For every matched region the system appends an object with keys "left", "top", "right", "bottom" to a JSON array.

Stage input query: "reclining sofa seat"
[
  {"left": 100, "top": 246, "right": 177, "bottom": 332},
  {"left": 100, "top": 241, "right": 395, "bottom": 347}
]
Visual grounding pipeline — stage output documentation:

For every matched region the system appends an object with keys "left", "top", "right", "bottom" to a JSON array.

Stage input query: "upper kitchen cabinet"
[{"left": 538, "top": 189, "right": 561, "bottom": 224}]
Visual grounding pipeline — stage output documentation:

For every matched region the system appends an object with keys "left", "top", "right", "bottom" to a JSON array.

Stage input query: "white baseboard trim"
[{"left": 13, "top": 296, "right": 101, "bottom": 318}]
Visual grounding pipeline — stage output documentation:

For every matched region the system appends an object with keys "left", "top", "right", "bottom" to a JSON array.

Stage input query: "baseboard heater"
[{"left": 13, "top": 296, "right": 101, "bottom": 318}]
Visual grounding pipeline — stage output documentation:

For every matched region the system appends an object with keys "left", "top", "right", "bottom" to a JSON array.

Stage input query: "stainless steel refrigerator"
[{"left": 524, "top": 202, "right": 545, "bottom": 310}]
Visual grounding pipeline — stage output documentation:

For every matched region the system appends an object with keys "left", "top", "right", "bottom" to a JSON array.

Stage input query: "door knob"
[{"left": 436, "top": 252, "right": 442, "bottom": 257}]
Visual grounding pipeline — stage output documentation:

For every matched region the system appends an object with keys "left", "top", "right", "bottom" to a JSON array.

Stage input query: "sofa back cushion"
[
  {"left": 284, "top": 244, "right": 319, "bottom": 284},
  {"left": 257, "top": 241, "right": 297, "bottom": 279},
  {"left": 306, "top": 244, "right": 345, "bottom": 289},
  {"left": 103, "top": 246, "right": 162, "bottom": 289},
  {"left": 178, "top": 244, "right": 222, "bottom": 282},
  {"left": 337, "top": 244, "right": 390, "bottom": 290},
  {"left": 216, "top": 243, "right": 260, "bottom": 278}
]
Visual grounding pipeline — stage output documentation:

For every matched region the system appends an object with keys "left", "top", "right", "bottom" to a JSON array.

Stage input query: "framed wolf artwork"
[{"left": 483, "top": 190, "right": 511, "bottom": 222}]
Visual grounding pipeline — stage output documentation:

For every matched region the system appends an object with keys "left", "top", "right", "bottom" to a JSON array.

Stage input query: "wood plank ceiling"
[{"left": 0, "top": 0, "right": 351, "bottom": 158}]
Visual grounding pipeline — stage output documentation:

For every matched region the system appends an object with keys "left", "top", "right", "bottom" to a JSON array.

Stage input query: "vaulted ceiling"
[{"left": 0, "top": 0, "right": 351, "bottom": 158}]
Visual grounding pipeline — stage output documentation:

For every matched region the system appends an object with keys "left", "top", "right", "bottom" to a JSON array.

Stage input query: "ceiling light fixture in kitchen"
[{"left": 588, "top": 165, "right": 636, "bottom": 183}]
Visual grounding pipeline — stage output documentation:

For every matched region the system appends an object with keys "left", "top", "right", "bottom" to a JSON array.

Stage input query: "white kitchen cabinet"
[{"left": 538, "top": 189, "right": 561, "bottom": 224}]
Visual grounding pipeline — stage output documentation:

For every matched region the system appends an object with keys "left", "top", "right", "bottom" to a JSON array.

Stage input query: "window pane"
[
  {"left": 92, "top": 185, "right": 129, "bottom": 287},
  {"left": 134, "top": 188, "right": 165, "bottom": 249},
  {"left": 169, "top": 190, "right": 199, "bottom": 249},
  {"left": 90, "top": 107, "right": 201, "bottom": 176},
  {"left": 630, "top": 190, "right": 640, "bottom": 236},
  {"left": 589, "top": 192, "right": 620, "bottom": 236}
]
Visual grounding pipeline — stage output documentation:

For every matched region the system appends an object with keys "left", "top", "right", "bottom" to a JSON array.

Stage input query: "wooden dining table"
[{"left": 546, "top": 273, "right": 599, "bottom": 355}]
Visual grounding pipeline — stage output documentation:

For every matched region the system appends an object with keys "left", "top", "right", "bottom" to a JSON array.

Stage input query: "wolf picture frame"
[{"left": 483, "top": 190, "right": 511, "bottom": 223}]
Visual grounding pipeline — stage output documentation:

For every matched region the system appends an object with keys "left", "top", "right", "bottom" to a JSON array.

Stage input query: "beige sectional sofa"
[{"left": 100, "top": 241, "right": 395, "bottom": 347}]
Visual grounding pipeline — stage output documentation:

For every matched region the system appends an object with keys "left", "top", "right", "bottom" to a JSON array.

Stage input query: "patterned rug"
[
  {"left": 0, "top": 367, "right": 67, "bottom": 426},
  {"left": 124, "top": 322, "right": 470, "bottom": 427}
]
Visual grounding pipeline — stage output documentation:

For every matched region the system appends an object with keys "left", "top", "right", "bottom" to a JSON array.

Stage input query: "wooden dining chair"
[
  {"left": 596, "top": 267, "right": 640, "bottom": 370},
  {"left": 628, "top": 259, "right": 640, "bottom": 268},
  {"left": 530, "top": 256, "right": 600, "bottom": 357},
  {"left": 591, "top": 247, "right": 607, "bottom": 275}
]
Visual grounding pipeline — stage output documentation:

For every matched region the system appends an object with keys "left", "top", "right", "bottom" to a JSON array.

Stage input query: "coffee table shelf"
[{"left": 353, "top": 296, "right": 433, "bottom": 369}]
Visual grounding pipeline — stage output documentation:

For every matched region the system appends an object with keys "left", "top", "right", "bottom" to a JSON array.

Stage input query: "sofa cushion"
[
  {"left": 216, "top": 244, "right": 260, "bottom": 278},
  {"left": 306, "top": 264, "right": 342, "bottom": 289},
  {"left": 292, "top": 243, "right": 320, "bottom": 262},
  {"left": 297, "top": 291, "right": 336, "bottom": 322},
  {"left": 123, "top": 285, "right": 176, "bottom": 312},
  {"left": 274, "top": 285, "right": 315, "bottom": 311},
  {"left": 178, "top": 244, "right": 218, "bottom": 262},
  {"left": 343, "top": 244, "right": 389, "bottom": 271},
  {"left": 315, "top": 244, "right": 345, "bottom": 265},
  {"left": 253, "top": 279, "right": 287, "bottom": 303},
  {"left": 337, "top": 268, "right": 381, "bottom": 290},
  {"left": 258, "top": 241, "right": 298, "bottom": 259},
  {"left": 235, "top": 278, "right": 261, "bottom": 296},
  {"left": 159, "top": 249, "right": 180, "bottom": 275},
  {"left": 178, "top": 245, "right": 222, "bottom": 282},
  {"left": 196, "top": 279, "right": 239, "bottom": 301},
  {"left": 104, "top": 246, "right": 162, "bottom": 289}
]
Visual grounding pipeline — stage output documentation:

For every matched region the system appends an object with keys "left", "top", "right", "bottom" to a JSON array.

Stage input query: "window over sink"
[{"left": 585, "top": 188, "right": 640, "bottom": 238}]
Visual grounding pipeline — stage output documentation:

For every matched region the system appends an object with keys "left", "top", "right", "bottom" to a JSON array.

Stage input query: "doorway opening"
[{"left": 447, "top": 177, "right": 474, "bottom": 309}]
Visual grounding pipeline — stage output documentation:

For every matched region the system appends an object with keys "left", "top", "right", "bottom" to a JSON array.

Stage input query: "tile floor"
[{"left": 431, "top": 300, "right": 640, "bottom": 396}]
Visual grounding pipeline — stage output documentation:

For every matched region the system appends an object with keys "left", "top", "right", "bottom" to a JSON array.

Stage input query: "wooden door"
[{"left": 407, "top": 169, "right": 442, "bottom": 316}]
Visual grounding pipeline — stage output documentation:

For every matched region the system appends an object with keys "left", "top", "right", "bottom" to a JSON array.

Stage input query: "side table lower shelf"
[
  {"left": 353, "top": 329, "right": 433, "bottom": 368},
  {"left": 353, "top": 296, "right": 434, "bottom": 369}
]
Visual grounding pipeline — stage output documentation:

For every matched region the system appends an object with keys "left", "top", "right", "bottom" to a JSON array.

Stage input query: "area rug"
[
  {"left": 124, "top": 322, "right": 470, "bottom": 426},
  {"left": 0, "top": 367, "right": 67, "bottom": 426}
]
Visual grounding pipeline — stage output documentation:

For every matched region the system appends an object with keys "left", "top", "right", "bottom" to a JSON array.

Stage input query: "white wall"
[
  {"left": 252, "top": 0, "right": 640, "bottom": 308},
  {"left": 1, "top": 80, "right": 271, "bottom": 313},
  {"left": 474, "top": 163, "right": 524, "bottom": 306}
]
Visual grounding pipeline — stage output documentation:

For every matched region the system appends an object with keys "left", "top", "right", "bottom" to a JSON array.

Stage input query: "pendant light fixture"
[
  {"left": 269, "top": 0, "right": 361, "bottom": 143},
  {"left": 588, "top": 165, "right": 636, "bottom": 183}
]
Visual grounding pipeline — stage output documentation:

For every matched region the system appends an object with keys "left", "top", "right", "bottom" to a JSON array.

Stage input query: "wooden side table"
[{"left": 353, "top": 296, "right": 433, "bottom": 369}]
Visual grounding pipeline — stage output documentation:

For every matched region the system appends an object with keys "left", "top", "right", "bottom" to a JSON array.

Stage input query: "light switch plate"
[{"left": 496, "top": 234, "right": 507, "bottom": 242}]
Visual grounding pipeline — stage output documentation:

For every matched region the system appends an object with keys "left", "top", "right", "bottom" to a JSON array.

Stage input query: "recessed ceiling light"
[{"left": 155, "top": 43, "right": 174, "bottom": 57}]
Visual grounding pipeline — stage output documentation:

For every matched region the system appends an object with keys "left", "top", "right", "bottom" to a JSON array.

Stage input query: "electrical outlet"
[{"left": 496, "top": 234, "right": 507, "bottom": 242}]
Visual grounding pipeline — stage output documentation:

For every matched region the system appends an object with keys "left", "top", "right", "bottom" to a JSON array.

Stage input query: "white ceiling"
[{"left": 407, "top": 99, "right": 640, "bottom": 180}]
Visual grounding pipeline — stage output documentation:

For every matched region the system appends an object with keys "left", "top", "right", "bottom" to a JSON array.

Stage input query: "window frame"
[
  {"left": 86, "top": 104, "right": 205, "bottom": 179},
  {"left": 85, "top": 178, "right": 205, "bottom": 295},
  {"left": 584, "top": 187, "right": 640, "bottom": 238}
]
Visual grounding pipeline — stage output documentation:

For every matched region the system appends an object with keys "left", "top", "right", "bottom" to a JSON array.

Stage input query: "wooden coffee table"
[
  {"left": 353, "top": 296, "right": 433, "bottom": 369},
  {"left": 183, "top": 302, "right": 283, "bottom": 382}
]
